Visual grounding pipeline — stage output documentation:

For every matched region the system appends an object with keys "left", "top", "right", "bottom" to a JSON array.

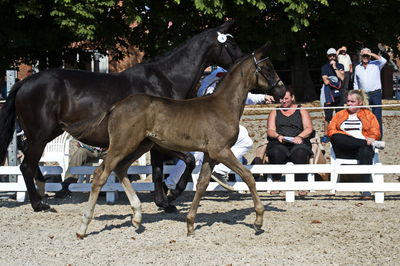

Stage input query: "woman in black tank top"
[{"left": 266, "top": 89, "right": 314, "bottom": 183}]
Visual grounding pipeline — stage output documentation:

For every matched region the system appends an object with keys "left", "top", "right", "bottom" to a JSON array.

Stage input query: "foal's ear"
[{"left": 216, "top": 20, "right": 235, "bottom": 33}]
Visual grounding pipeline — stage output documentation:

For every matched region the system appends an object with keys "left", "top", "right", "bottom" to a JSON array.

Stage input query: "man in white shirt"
[
  {"left": 337, "top": 46, "right": 353, "bottom": 91},
  {"left": 353, "top": 47, "right": 387, "bottom": 137}
]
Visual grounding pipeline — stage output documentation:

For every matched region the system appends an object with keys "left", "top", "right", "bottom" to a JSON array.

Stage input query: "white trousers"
[{"left": 164, "top": 125, "right": 253, "bottom": 189}]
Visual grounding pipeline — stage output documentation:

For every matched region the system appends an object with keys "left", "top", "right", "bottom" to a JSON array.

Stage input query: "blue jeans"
[{"left": 367, "top": 89, "right": 383, "bottom": 138}]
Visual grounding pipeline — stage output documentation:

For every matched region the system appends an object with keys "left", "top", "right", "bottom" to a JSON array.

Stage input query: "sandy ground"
[
  {"left": 1, "top": 112, "right": 400, "bottom": 265},
  {"left": 1, "top": 192, "right": 400, "bottom": 265}
]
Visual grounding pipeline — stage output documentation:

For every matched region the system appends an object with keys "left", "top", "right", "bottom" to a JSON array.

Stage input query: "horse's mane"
[
  {"left": 141, "top": 26, "right": 217, "bottom": 64},
  {"left": 212, "top": 52, "right": 253, "bottom": 92}
]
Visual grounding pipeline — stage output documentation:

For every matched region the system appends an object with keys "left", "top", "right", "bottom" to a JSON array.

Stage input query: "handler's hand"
[{"left": 265, "top": 95, "right": 275, "bottom": 103}]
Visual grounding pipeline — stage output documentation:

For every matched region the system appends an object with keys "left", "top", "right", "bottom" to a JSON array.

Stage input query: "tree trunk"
[{"left": 290, "top": 46, "right": 317, "bottom": 102}]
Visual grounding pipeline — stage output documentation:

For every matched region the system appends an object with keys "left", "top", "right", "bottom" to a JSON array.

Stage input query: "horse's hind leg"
[
  {"left": 114, "top": 140, "right": 154, "bottom": 228},
  {"left": 76, "top": 161, "right": 110, "bottom": 238},
  {"left": 186, "top": 154, "right": 215, "bottom": 235},
  {"left": 213, "top": 148, "right": 264, "bottom": 231},
  {"left": 19, "top": 141, "right": 51, "bottom": 211},
  {"left": 77, "top": 139, "right": 150, "bottom": 238}
]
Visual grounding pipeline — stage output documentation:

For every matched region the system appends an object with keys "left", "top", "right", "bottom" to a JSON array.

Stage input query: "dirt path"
[
  {"left": 1, "top": 111, "right": 400, "bottom": 265},
  {"left": 1, "top": 191, "right": 400, "bottom": 265}
]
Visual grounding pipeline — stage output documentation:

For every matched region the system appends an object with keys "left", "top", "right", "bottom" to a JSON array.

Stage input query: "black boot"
[{"left": 54, "top": 182, "right": 71, "bottom": 198}]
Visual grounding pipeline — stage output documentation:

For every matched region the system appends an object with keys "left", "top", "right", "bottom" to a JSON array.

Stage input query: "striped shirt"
[{"left": 340, "top": 113, "right": 365, "bottom": 139}]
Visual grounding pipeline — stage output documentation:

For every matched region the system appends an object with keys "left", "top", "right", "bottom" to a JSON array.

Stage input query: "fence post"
[
  {"left": 106, "top": 175, "right": 117, "bottom": 203},
  {"left": 374, "top": 163, "right": 385, "bottom": 203},
  {"left": 285, "top": 163, "right": 295, "bottom": 202},
  {"left": 6, "top": 70, "right": 18, "bottom": 173}
]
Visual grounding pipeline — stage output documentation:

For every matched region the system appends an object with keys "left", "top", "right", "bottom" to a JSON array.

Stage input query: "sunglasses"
[
  {"left": 328, "top": 54, "right": 336, "bottom": 57},
  {"left": 361, "top": 54, "right": 371, "bottom": 58}
]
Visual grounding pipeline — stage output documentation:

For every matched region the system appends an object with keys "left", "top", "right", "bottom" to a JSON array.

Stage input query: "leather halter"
[{"left": 252, "top": 53, "right": 281, "bottom": 91}]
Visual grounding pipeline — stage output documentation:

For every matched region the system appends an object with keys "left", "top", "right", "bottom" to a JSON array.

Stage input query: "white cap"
[{"left": 327, "top": 48, "right": 336, "bottom": 55}]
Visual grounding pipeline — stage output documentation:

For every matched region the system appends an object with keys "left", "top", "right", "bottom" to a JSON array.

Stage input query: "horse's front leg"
[
  {"left": 215, "top": 149, "right": 264, "bottom": 232},
  {"left": 150, "top": 149, "right": 177, "bottom": 213},
  {"left": 166, "top": 152, "right": 195, "bottom": 203},
  {"left": 186, "top": 154, "right": 215, "bottom": 236}
]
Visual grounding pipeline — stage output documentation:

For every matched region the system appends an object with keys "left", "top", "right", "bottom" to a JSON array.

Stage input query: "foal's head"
[
  {"left": 251, "top": 47, "right": 286, "bottom": 101},
  {"left": 205, "top": 21, "right": 243, "bottom": 70}
]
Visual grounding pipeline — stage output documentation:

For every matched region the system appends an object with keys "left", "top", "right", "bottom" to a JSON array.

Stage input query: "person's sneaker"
[
  {"left": 360, "top": 191, "right": 372, "bottom": 200},
  {"left": 54, "top": 183, "right": 71, "bottom": 199},
  {"left": 211, "top": 172, "right": 234, "bottom": 191},
  {"left": 372, "top": 140, "right": 385, "bottom": 150},
  {"left": 54, "top": 187, "right": 71, "bottom": 198},
  {"left": 320, "top": 135, "right": 330, "bottom": 143}
]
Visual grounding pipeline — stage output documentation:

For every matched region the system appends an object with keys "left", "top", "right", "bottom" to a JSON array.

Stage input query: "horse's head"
[
  {"left": 205, "top": 21, "right": 243, "bottom": 70},
  {"left": 251, "top": 45, "right": 286, "bottom": 101}
]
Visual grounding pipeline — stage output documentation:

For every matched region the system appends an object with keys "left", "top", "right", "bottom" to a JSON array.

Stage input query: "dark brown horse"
[
  {"left": 72, "top": 45, "right": 285, "bottom": 238},
  {"left": 0, "top": 21, "right": 243, "bottom": 212}
]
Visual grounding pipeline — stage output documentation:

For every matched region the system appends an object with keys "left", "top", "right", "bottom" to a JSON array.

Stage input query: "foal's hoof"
[
  {"left": 76, "top": 233, "right": 86, "bottom": 239},
  {"left": 163, "top": 205, "right": 178, "bottom": 213},
  {"left": 132, "top": 220, "right": 142, "bottom": 229},
  {"left": 253, "top": 224, "right": 264, "bottom": 235}
]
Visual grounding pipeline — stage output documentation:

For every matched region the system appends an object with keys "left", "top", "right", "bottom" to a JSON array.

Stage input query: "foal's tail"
[
  {"left": 65, "top": 106, "right": 114, "bottom": 140},
  {"left": 0, "top": 82, "right": 22, "bottom": 165}
]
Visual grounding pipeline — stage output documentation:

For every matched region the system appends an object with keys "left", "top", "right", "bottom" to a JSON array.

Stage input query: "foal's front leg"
[
  {"left": 186, "top": 155, "right": 215, "bottom": 235},
  {"left": 215, "top": 149, "right": 264, "bottom": 231}
]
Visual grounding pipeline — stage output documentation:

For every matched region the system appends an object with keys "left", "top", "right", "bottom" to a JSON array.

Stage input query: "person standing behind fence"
[
  {"left": 353, "top": 47, "right": 387, "bottom": 138},
  {"left": 327, "top": 90, "right": 384, "bottom": 199},
  {"left": 320, "top": 48, "right": 345, "bottom": 143},
  {"left": 337, "top": 46, "right": 353, "bottom": 91}
]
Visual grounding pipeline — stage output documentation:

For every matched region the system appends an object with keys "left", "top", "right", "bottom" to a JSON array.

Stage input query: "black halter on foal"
[{"left": 252, "top": 53, "right": 281, "bottom": 91}]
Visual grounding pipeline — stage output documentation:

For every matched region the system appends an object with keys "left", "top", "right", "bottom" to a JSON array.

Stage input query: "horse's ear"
[
  {"left": 216, "top": 20, "right": 235, "bottom": 33},
  {"left": 254, "top": 42, "right": 270, "bottom": 58}
]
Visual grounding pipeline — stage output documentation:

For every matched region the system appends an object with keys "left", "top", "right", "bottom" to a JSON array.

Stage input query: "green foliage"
[{"left": 1, "top": 0, "right": 400, "bottom": 78}]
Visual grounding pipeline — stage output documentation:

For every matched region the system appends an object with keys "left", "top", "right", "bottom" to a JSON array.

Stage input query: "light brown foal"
[{"left": 75, "top": 45, "right": 285, "bottom": 238}]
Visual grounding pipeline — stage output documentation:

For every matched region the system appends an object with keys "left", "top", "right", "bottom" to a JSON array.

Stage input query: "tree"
[{"left": 1, "top": 0, "right": 400, "bottom": 100}]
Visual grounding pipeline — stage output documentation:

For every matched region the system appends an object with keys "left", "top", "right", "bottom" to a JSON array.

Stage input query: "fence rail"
[{"left": 1, "top": 164, "right": 400, "bottom": 204}]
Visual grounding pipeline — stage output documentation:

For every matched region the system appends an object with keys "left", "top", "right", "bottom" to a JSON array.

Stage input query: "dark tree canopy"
[{"left": 1, "top": 0, "right": 399, "bottom": 99}]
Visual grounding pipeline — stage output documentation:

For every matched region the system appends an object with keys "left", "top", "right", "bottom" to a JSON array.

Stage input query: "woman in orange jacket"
[{"left": 327, "top": 90, "right": 384, "bottom": 184}]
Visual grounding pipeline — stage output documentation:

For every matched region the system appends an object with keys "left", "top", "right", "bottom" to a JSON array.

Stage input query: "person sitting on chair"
[
  {"left": 55, "top": 141, "right": 107, "bottom": 198},
  {"left": 327, "top": 89, "right": 384, "bottom": 199},
  {"left": 266, "top": 88, "right": 314, "bottom": 195}
]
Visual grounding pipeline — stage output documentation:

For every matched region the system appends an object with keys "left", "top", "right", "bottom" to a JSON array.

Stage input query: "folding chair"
[
  {"left": 330, "top": 144, "right": 380, "bottom": 193},
  {"left": 39, "top": 132, "right": 72, "bottom": 179}
]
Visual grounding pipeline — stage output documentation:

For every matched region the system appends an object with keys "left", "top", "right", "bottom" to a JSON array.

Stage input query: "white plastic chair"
[
  {"left": 330, "top": 145, "right": 380, "bottom": 193},
  {"left": 39, "top": 132, "right": 72, "bottom": 179}
]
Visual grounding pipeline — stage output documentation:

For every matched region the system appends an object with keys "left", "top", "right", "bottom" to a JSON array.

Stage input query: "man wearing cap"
[
  {"left": 337, "top": 46, "right": 353, "bottom": 91},
  {"left": 320, "top": 48, "right": 345, "bottom": 143},
  {"left": 353, "top": 47, "right": 387, "bottom": 137}
]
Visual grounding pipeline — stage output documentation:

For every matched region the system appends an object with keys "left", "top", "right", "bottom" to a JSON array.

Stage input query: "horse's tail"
[
  {"left": 65, "top": 106, "right": 115, "bottom": 140},
  {"left": 0, "top": 82, "right": 22, "bottom": 165}
]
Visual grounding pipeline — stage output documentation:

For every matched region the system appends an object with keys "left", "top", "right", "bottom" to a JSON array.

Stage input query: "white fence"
[{"left": 1, "top": 163, "right": 400, "bottom": 203}]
